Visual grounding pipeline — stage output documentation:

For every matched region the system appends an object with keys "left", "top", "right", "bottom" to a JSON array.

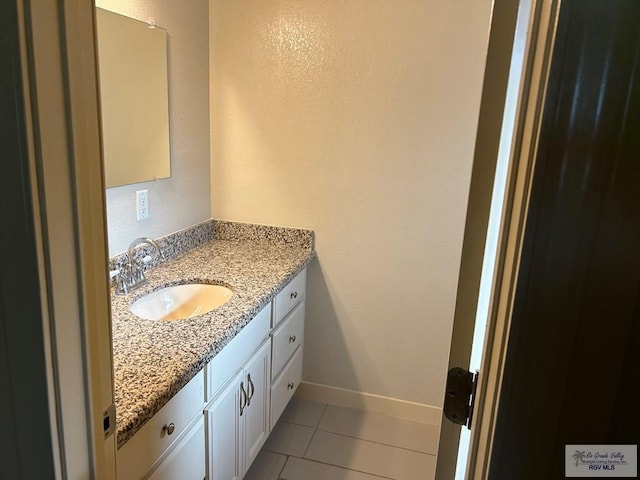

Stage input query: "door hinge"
[
  {"left": 443, "top": 367, "right": 478, "bottom": 429},
  {"left": 103, "top": 404, "right": 116, "bottom": 439}
]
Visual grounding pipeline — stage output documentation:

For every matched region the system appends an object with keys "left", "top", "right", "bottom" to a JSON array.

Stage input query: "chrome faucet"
[
  {"left": 126, "top": 237, "right": 164, "bottom": 290},
  {"left": 110, "top": 237, "right": 165, "bottom": 295}
]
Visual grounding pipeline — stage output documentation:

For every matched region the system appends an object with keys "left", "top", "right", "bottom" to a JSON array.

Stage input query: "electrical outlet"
[{"left": 136, "top": 190, "right": 149, "bottom": 220}]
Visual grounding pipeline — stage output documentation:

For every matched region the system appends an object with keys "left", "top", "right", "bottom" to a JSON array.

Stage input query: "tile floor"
[{"left": 244, "top": 397, "right": 440, "bottom": 480}]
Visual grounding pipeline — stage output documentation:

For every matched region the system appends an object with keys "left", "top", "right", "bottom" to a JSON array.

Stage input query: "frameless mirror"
[{"left": 95, "top": 7, "right": 171, "bottom": 188}]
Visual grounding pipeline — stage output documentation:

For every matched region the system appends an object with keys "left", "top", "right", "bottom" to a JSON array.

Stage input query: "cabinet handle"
[
  {"left": 290, "top": 291, "right": 298, "bottom": 300},
  {"left": 289, "top": 335, "right": 296, "bottom": 343},
  {"left": 239, "top": 381, "right": 247, "bottom": 416},
  {"left": 287, "top": 382, "right": 295, "bottom": 390},
  {"left": 163, "top": 422, "right": 175, "bottom": 436},
  {"left": 247, "top": 373, "right": 255, "bottom": 406}
]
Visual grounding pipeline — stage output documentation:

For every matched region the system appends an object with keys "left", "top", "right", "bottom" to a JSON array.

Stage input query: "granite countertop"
[{"left": 110, "top": 221, "right": 314, "bottom": 448}]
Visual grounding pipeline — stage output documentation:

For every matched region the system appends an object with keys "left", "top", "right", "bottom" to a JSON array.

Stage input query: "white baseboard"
[{"left": 295, "top": 381, "right": 442, "bottom": 426}]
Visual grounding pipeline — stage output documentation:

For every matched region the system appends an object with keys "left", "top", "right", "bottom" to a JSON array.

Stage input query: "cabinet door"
[
  {"left": 146, "top": 416, "right": 205, "bottom": 480},
  {"left": 243, "top": 340, "right": 271, "bottom": 475},
  {"left": 205, "top": 370, "right": 245, "bottom": 480}
]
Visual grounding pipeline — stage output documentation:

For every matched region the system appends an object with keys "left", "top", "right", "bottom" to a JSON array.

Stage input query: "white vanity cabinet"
[
  {"left": 204, "top": 267, "right": 307, "bottom": 480},
  {"left": 205, "top": 340, "right": 271, "bottom": 479},
  {"left": 203, "top": 302, "right": 272, "bottom": 480},
  {"left": 117, "top": 268, "right": 307, "bottom": 480}
]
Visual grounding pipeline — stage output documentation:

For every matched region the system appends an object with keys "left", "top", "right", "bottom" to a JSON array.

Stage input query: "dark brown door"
[{"left": 489, "top": 1, "right": 640, "bottom": 478}]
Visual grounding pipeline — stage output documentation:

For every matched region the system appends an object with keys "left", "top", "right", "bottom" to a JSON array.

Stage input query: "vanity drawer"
[
  {"left": 117, "top": 370, "right": 204, "bottom": 480},
  {"left": 205, "top": 303, "right": 270, "bottom": 401},
  {"left": 270, "top": 346, "right": 303, "bottom": 430},
  {"left": 272, "top": 268, "right": 307, "bottom": 328},
  {"left": 145, "top": 414, "right": 205, "bottom": 480},
  {"left": 271, "top": 301, "right": 305, "bottom": 380}
]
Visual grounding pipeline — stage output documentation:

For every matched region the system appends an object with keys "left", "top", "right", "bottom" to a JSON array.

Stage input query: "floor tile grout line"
[
  {"left": 267, "top": 400, "right": 438, "bottom": 479},
  {"left": 268, "top": 401, "right": 329, "bottom": 478},
  {"left": 323, "top": 403, "right": 441, "bottom": 427},
  {"left": 301, "top": 402, "right": 328, "bottom": 459},
  {"left": 276, "top": 453, "right": 289, "bottom": 480},
  {"left": 261, "top": 418, "right": 317, "bottom": 458},
  {"left": 307, "top": 429, "right": 438, "bottom": 468},
  {"left": 314, "top": 426, "right": 438, "bottom": 456},
  {"left": 280, "top": 397, "right": 329, "bottom": 429},
  {"left": 297, "top": 404, "right": 401, "bottom": 479},
  {"left": 287, "top": 456, "right": 396, "bottom": 480}
]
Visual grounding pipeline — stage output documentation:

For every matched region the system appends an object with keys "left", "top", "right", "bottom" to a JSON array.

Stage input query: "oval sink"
[{"left": 129, "top": 283, "right": 233, "bottom": 321}]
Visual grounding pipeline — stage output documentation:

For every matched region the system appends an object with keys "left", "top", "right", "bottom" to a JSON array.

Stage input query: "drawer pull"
[
  {"left": 240, "top": 381, "right": 248, "bottom": 416},
  {"left": 287, "top": 382, "right": 295, "bottom": 390},
  {"left": 247, "top": 373, "right": 255, "bottom": 406},
  {"left": 163, "top": 423, "right": 175, "bottom": 436},
  {"left": 290, "top": 291, "right": 298, "bottom": 300},
  {"left": 289, "top": 335, "right": 297, "bottom": 343}
]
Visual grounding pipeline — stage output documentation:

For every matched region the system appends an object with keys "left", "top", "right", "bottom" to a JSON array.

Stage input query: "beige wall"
[
  {"left": 211, "top": 0, "right": 492, "bottom": 408},
  {"left": 98, "top": 0, "right": 210, "bottom": 256}
]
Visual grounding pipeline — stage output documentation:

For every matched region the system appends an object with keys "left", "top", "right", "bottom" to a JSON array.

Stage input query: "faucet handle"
[
  {"left": 117, "top": 274, "right": 129, "bottom": 294},
  {"left": 109, "top": 268, "right": 129, "bottom": 295}
]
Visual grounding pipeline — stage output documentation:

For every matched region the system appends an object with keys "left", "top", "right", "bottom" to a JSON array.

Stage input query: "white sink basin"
[{"left": 129, "top": 283, "right": 233, "bottom": 321}]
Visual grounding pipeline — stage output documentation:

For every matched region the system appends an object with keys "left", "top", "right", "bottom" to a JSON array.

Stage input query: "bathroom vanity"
[{"left": 109, "top": 221, "right": 313, "bottom": 479}]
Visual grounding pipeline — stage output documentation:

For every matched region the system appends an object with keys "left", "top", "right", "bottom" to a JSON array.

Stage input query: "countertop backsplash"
[{"left": 109, "top": 219, "right": 314, "bottom": 273}]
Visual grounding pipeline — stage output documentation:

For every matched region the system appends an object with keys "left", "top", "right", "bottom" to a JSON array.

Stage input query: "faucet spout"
[{"left": 128, "top": 237, "right": 163, "bottom": 262}]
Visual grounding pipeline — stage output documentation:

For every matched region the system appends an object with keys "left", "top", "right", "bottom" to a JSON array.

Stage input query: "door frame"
[
  {"left": 464, "top": 0, "right": 562, "bottom": 478},
  {"left": 435, "top": 0, "right": 562, "bottom": 478},
  {"left": 16, "top": 0, "right": 116, "bottom": 477},
  {"left": 434, "top": 0, "right": 523, "bottom": 476}
]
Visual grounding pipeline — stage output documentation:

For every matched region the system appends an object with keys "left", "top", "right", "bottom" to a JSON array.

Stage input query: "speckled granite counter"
[{"left": 110, "top": 221, "right": 314, "bottom": 448}]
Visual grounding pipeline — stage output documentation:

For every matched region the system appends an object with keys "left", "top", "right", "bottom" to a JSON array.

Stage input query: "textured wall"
[
  {"left": 210, "top": 0, "right": 493, "bottom": 407},
  {"left": 97, "top": 0, "right": 210, "bottom": 256}
]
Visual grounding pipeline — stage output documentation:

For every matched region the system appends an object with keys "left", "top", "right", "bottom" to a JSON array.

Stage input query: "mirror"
[{"left": 95, "top": 8, "right": 171, "bottom": 188}]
